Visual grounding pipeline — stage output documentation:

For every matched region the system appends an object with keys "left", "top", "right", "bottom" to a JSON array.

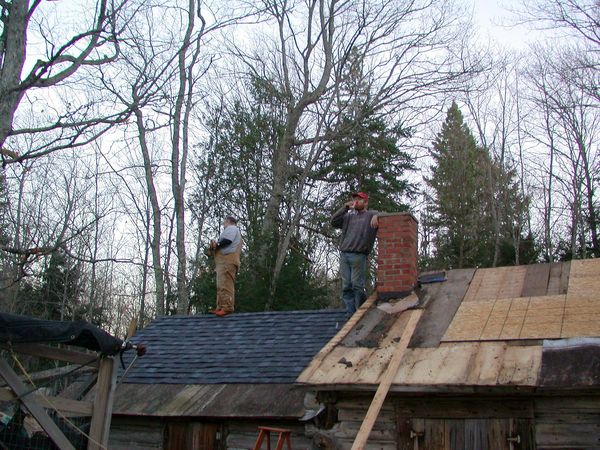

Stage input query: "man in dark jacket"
[{"left": 331, "top": 192, "right": 379, "bottom": 317}]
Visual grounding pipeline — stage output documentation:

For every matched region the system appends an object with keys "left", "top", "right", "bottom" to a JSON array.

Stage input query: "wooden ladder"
[{"left": 252, "top": 426, "right": 293, "bottom": 450}]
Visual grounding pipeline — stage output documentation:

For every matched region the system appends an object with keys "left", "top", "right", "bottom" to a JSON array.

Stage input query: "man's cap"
[
  {"left": 352, "top": 191, "right": 369, "bottom": 200},
  {"left": 225, "top": 216, "right": 238, "bottom": 224}
]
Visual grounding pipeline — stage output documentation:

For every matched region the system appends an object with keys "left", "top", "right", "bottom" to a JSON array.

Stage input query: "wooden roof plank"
[
  {"left": 469, "top": 342, "right": 506, "bottom": 385},
  {"left": 332, "top": 347, "right": 378, "bottom": 385},
  {"left": 433, "top": 343, "right": 478, "bottom": 385},
  {"left": 521, "top": 263, "right": 551, "bottom": 297},
  {"left": 409, "top": 268, "right": 475, "bottom": 348},
  {"left": 559, "top": 260, "right": 571, "bottom": 295},
  {"left": 354, "top": 313, "right": 414, "bottom": 384},
  {"left": 401, "top": 347, "right": 449, "bottom": 385},
  {"left": 350, "top": 309, "right": 422, "bottom": 450},
  {"left": 305, "top": 346, "right": 357, "bottom": 385},
  {"left": 546, "top": 262, "right": 564, "bottom": 295},
  {"left": 496, "top": 346, "right": 541, "bottom": 386},
  {"left": 297, "top": 294, "right": 378, "bottom": 383}
]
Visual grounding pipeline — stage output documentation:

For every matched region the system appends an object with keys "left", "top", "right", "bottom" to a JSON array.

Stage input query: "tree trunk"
[
  {"left": 172, "top": 0, "right": 205, "bottom": 315},
  {"left": 577, "top": 138, "right": 599, "bottom": 256},
  {"left": 258, "top": 106, "right": 303, "bottom": 265},
  {"left": 133, "top": 104, "right": 166, "bottom": 316},
  {"left": 0, "top": 0, "right": 28, "bottom": 150}
]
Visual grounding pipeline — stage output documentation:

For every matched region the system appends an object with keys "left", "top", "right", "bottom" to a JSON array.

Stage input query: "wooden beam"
[
  {"left": 0, "top": 343, "right": 100, "bottom": 368},
  {"left": 297, "top": 292, "right": 378, "bottom": 383},
  {"left": 0, "top": 359, "right": 76, "bottom": 450},
  {"left": 350, "top": 308, "right": 423, "bottom": 450},
  {"left": 0, "top": 387, "right": 93, "bottom": 416},
  {"left": 88, "top": 356, "right": 117, "bottom": 450},
  {"left": 0, "top": 364, "right": 94, "bottom": 388}
]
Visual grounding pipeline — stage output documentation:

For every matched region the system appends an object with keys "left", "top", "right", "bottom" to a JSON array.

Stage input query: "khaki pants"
[{"left": 214, "top": 251, "right": 240, "bottom": 312}]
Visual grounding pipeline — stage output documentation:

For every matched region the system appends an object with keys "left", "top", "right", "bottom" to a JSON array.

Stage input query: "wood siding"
[
  {"left": 108, "top": 418, "right": 163, "bottom": 450},
  {"left": 313, "top": 393, "right": 600, "bottom": 450},
  {"left": 110, "top": 417, "right": 314, "bottom": 450},
  {"left": 535, "top": 396, "right": 600, "bottom": 449}
]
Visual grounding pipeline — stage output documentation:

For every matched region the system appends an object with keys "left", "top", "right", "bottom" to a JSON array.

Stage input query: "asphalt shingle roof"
[{"left": 121, "top": 310, "right": 347, "bottom": 384}]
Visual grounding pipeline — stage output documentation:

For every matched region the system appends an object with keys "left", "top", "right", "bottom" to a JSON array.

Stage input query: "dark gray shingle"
[{"left": 120, "top": 310, "right": 347, "bottom": 384}]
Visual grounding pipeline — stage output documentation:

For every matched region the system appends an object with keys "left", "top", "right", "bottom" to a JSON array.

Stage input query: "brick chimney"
[{"left": 376, "top": 213, "right": 418, "bottom": 299}]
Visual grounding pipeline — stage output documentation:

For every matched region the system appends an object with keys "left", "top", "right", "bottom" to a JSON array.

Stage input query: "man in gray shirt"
[
  {"left": 210, "top": 216, "right": 242, "bottom": 317},
  {"left": 331, "top": 192, "right": 379, "bottom": 317}
]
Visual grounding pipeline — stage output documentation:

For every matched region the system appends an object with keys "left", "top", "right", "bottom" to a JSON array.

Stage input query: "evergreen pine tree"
[
  {"left": 426, "top": 102, "right": 495, "bottom": 268},
  {"left": 190, "top": 79, "right": 328, "bottom": 312},
  {"left": 426, "top": 102, "right": 535, "bottom": 269},
  {"left": 315, "top": 47, "right": 416, "bottom": 212},
  {"left": 21, "top": 251, "right": 82, "bottom": 320}
]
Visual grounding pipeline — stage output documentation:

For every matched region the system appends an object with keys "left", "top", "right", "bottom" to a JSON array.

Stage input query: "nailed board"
[
  {"left": 462, "top": 262, "right": 572, "bottom": 303},
  {"left": 297, "top": 293, "right": 378, "bottom": 383},
  {"left": 442, "top": 293, "right": 600, "bottom": 342},
  {"left": 463, "top": 266, "right": 528, "bottom": 302},
  {"left": 521, "top": 263, "right": 551, "bottom": 297},
  {"left": 409, "top": 268, "right": 476, "bottom": 348},
  {"left": 392, "top": 342, "right": 541, "bottom": 387}
]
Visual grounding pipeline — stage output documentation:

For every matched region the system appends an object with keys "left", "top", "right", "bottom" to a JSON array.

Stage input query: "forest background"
[{"left": 0, "top": 0, "right": 598, "bottom": 337}]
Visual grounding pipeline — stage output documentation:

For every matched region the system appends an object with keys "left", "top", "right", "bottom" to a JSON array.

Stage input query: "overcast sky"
[{"left": 472, "top": 0, "right": 541, "bottom": 50}]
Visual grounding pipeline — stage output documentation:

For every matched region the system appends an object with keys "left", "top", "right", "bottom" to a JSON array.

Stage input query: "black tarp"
[
  {"left": 0, "top": 313, "right": 123, "bottom": 356},
  {"left": 539, "top": 338, "right": 600, "bottom": 387}
]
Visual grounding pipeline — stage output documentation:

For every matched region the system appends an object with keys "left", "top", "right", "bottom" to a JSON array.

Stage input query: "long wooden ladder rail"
[
  {"left": 252, "top": 426, "right": 293, "bottom": 450},
  {"left": 350, "top": 308, "right": 423, "bottom": 450}
]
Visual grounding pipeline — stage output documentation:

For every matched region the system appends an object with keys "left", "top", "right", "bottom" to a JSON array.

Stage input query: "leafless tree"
[
  {"left": 524, "top": 44, "right": 599, "bottom": 259},
  {"left": 463, "top": 53, "right": 531, "bottom": 265},
  {"left": 228, "top": 0, "right": 481, "bottom": 306},
  {"left": 97, "top": 0, "right": 258, "bottom": 316},
  {"left": 514, "top": 0, "right": 599, "bottom": 103},
  {"left": 0, "top": 0, "right": 134, "bottom": 164},
  {"left": 515, "top": 0, "right": 599, "bottom": 47}
]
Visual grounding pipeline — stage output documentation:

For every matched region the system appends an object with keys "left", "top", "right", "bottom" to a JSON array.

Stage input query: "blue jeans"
[{"left": 340, "top": 252, "right": 367, "bottom": 317}]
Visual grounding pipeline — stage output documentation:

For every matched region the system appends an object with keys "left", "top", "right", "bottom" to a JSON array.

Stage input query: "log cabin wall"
[
  {"left": 535, "top": 395, "right": 600, "bottom": 449},
  {"left": 109, "top": 417, "right": 315, "bottom": 450},
  {"left": 308, "top": 392, "right": 600, "bottom": 450}
]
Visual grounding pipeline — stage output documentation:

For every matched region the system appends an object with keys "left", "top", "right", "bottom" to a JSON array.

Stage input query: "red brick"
[{"left": 376, "top": 213, "right": 418, "bottom": 293}]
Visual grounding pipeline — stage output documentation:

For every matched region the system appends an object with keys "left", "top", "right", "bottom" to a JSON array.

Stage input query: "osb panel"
[
  {"left": 443, "top": 292, "right": 600, "bottom": 342},
  {"left": 567, "top": 259, "right": 600, "bottom": 300},
  {"left": 561, "top": 320, "right": 600, "bottom": 337},
  {"left": 498, "top": 266, "right": 528, "bottom": 299},
  {"left": 463, "top": 267, "right": 527, "bottom": 302},
  {"left": 463, "top": 269, "right": 485, "bottom": 302}
]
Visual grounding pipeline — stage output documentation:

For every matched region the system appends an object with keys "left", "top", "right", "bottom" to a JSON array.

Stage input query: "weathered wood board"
[
  {"left": 409, "top": 268, "right": 475, "bottom": 348},
  {"left": 521, "top": 263, "right": 551, "bottom": 297}
]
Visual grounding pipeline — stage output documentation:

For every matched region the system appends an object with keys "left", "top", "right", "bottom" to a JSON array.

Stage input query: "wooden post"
[
  {"left": 350, "top": 309, "right": 423, "bottom": 450},
  {"left": 88, "top": 356, "right": 117, "bottom": 450},
  {"left": 0, "top": 359, "right": 76, "bottom": 450}
]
